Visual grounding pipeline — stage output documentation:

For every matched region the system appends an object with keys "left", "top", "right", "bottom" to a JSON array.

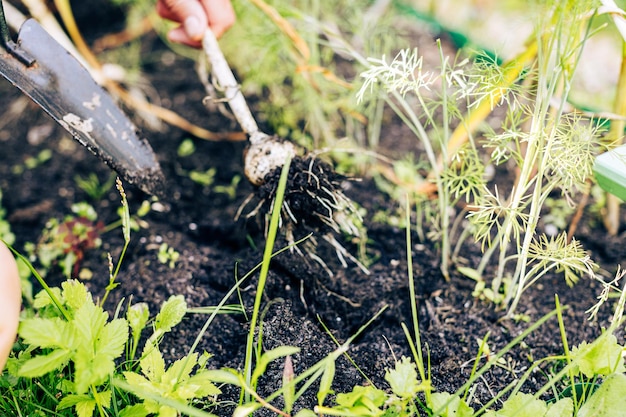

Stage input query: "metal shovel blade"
[{"left": 0, "top": 18, "right": 164, "bottom": 195}]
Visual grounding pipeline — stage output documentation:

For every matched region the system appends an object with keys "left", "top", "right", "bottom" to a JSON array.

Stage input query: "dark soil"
[{"left": 1, "top": 2, "right": 626, "bottom": 415}]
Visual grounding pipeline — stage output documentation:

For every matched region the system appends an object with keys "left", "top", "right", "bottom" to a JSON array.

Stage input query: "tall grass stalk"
[{"left": 243, "top": 155, "right": 292, "bottom": 398}]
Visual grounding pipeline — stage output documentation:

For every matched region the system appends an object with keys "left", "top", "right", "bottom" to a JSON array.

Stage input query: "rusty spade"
[{"left": 0, "top": 0, "right": 164, "bottom": 195}]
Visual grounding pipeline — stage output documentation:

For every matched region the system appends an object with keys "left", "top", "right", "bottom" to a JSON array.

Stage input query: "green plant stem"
[
  {"left": 5, "top": 242, "right": 70, "bottom": 320},
  {"left": 555, "top": 294, "right": 579, "bottom": 405},
  {"left": 506, "top": 11, "right": 591, "bottom": 314},
  {"left": 405, "top": 197, "right": 429, "bottom": 404},
  {"left": 386, "top": 90, "right": 450, "bottom": 280},
  {"left": 243, "top": 155, "right": 292, "bottom": 397}
]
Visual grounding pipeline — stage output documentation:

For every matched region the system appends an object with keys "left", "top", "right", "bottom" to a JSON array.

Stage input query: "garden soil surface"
[{"left": 1, "top": 2, "right": 626, "bottom": 415}]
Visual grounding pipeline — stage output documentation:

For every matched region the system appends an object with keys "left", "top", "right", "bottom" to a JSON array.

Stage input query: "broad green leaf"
[
  {"left": 61, "top": 280, "right": 91, "bottom": 312},
  {"left": 19, "top": 317, "right": 72, "bottom": 349},
  {"left": 18, "top": 348, "right": 72, "bottom": 377},
  {"left": 385, "top": 356, "right": 420, "bottom": 398},
  {"left": 155, "top": 295, "right": 187, "bottom": 333},
  {"left": 140, "top": 342, "right": 166, "bottom": 382},
  {"left": 545, "top": 397, "right": 573, "bottom": 417},
  {"left": 335, "top": 385, "right": 386, "bottom": 412},
  {"left": 128, "top": 302, "right": 150, "bottom": 338},
  {"left": 431, "top": 392, "right": 474, "bottom": 417},
  {"left": 123, "top": 371, "right": 153, "bottom": 394},
  {"left": 572, "top": 334, "right": 626, "bottom": 378},
  {"left": 578, "top": 373, "right": 626, "bottom": 417}
]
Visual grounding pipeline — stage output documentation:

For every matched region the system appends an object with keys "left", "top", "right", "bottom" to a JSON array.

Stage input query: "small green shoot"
[
  {"left": 177, "top": 138, "right": 196, "bottom": 157},
  {"left": 74, "top": 172, "right": 117, "bottom": 200},
  {"left": 157, "top": 243, "right": 180, "bottom": 269}
]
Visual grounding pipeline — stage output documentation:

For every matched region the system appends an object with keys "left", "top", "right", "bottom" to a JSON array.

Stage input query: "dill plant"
[
  {"left": 218, "top": 0, "right": 405, "bottom": 149},
  {"left": 357, "top": 0, "right": 604, "bottom": 313}
]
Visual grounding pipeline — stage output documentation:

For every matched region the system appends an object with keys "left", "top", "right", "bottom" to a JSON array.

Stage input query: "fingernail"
[{"left": 184, "top": 16, "right": 203, "bottom": 40}]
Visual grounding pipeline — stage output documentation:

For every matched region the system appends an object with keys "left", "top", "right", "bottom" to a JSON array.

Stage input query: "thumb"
[{"left": 161, "top": 0, "right": 208, "bottom": 41}]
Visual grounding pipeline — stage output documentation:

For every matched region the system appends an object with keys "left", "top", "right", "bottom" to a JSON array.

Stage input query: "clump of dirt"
[{"left": 257, "top": 155, "right": 349, "bottom": 231}]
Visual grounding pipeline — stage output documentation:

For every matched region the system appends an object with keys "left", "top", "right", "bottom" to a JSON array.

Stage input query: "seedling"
[
  {"left": 27, "top": 202, "right": 104, "bottom": 278},
  {"left": 74, "top": 172, "right": 117, "bottom": 200},
  {"left": 157, "top": 242, "right": 180, "bottom": 269}
]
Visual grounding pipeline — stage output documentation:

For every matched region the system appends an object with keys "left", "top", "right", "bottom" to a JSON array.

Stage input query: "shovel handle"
[
  {"left": 0, "top": 0, "right": 34, "bottom": 65},
  {"left": 202, "top": 29, "right": 267, "bottom": 145}
]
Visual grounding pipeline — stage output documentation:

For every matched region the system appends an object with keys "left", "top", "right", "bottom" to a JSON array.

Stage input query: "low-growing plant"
[{"left": 25, "top": 202, "right": 105, "bottom": 279}]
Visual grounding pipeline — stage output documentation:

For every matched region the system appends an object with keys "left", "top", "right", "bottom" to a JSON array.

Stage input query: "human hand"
[
  {"left": 0, "top": 241, "right": 20, "bottom": 370},
  {"left": 156, "top": 0, "right": 235, "bottom": 48}
]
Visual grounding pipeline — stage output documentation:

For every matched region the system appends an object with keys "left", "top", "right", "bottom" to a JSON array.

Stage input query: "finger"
[
  {"left": 157, "top": 0, "right": 209, "bottom": 41},
  {"left": 0, "top": 242, "right": 20, "bottom": 371},
  {"left": 201, "top": 0, "right": 235, "bottom": 37},
  {"left": 167, "top": 26, "right": 203, "bottom": 48}
]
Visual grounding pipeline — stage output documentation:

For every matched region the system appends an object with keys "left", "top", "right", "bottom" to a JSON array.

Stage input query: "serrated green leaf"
[
  {"left": 18, "top": 348, "right": 72, "bottom": 377},
  {"left": 61, "top": 280, "right": 91, "bottom": 312},
  {"left": 431, "top": 392, "right": 474, "bottom": 417},
  {"left": 155, "top": 295, "right": 187, "bottom": 333},
  {"left": 545, "top": 397, "right": 573, "bottom": 417},
  {"left": 96, "top": 318, "right": 129, "bottom": 359},
  {"left": 73, "top": 301, "right": 108, "bottom": 348},
  {"left": 385, "top": 356, "right": 420, "bottom": 399},
  {"left": 140, "top": 343, "right": 166, "bottom": 382},
  {"left": 184, "top": 371, "right": 222, "bottom": 397},
  {"left": 74, "top": 349, "right": 115, "bottom": 394},
  {"left": 572, "top": 334, "right": 625, "bottom": 378},
  {"left": 33, "top": 287, "right": 63, "bottom": 310},
  {"left": 19, "top": 317, "right": 72, "bottom": 349},
  {"left": 57, "top": 393, "right": 93, "bottom": 410},
  {"left": 163, "top": 352, "right": 198, "bottom": 388},
  {"left": 123, "top": 371, "right": 153, "bottom": 394},
  {"left": 157, "top": 405, "right": 178, "bottom": 417},
  {"left": 578, "top": 373, "right": 626, "bottom": 417},
  {"left": 75, "top": 399, "right": 97, "bottom": 417},
  {"left": 119, "top": 404, "right": 150, "bottom": 417}
]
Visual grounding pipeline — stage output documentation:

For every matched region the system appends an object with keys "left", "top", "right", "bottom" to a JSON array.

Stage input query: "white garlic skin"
[{"left": 244, "top": 137, "right": 298, "bottom": 185}]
